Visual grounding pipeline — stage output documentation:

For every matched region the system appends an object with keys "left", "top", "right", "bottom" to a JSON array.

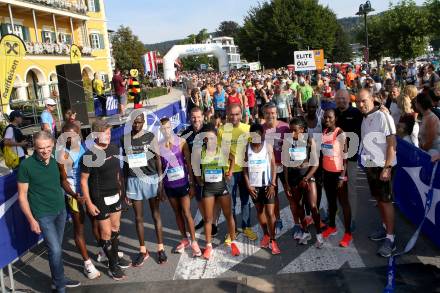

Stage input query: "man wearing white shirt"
[
  {"left": 357, "top": 89, "right": 397, "bottom": 258},
  {"left": 4, "top": 110, "right": 27, "bottom": 164}
]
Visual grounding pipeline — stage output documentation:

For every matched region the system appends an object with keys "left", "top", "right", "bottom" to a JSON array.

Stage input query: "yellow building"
[{"left": 0, "top": 0, "right": 112, "bottom": 103}]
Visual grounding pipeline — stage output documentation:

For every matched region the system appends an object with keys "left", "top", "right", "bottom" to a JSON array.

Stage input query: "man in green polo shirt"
[
  {"left": 297, "top": 76, "right": 314, "bottom": 111},
  {"left": 17, "top": 131, "right": 80, "bottom": 293}
]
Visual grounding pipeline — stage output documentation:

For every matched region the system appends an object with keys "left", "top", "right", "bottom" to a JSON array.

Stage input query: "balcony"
[
  {"left": 25, "top": 41, "right": 92, "bottom": 56},
  {"left": 18, "top": 0, "right": 88, "bottom": 15}
]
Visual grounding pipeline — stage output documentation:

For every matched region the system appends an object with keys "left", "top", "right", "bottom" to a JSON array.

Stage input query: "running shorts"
[
  {"left": 165, "top": 184, "right": 190, "bottom": 198},
  {"left": 251, "top": 187, "right": 276, "bottom": 205},
  {"left": 92, "top": 193, "right": 122, "bottom": 220},
  {"left": 365, "top": 167, "right": 394, "bottom": 203}
]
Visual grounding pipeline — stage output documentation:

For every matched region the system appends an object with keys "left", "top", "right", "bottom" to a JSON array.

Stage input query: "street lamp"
[
  {"left": 256, "top": 46, "right": 261, "bottom": 63},
  {"left": 356, "top": 1, "right": 374, "bottom": 66}
]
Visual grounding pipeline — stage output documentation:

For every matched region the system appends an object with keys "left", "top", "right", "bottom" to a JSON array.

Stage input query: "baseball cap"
[
  {"left": 45, "top": 98, "right": 57, "bottom": 106},
  {"left": 9, "top": 110, "right": 23, "bottom": 120},
  {"left": 361, "top": 70, "right": 367, "bottom": 75}
]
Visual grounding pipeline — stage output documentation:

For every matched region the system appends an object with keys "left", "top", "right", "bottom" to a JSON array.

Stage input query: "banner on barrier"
[
  {"left": 94, "top": 95, "right": 119, "bottom": 117},
  {"left": 0, "top": 172, "right": 40, "bottom": 269},
  {"left": 394, "top": 138, "right": 440, "bottom": 247}
]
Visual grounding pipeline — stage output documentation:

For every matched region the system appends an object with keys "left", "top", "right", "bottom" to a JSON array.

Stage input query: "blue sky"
[{"left": 105, "top": 0, "right": 425, "bottom": 44}]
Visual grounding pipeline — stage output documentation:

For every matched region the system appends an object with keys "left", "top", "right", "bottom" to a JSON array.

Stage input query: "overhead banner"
[
  {"left": 248, "top": 62, "right": 261, "bottom": 71},
  {"left": 0, "top": 34, "right": 26, "bottom": 113},
  {"left": 70, "top": 44, "right": 81, "bottom": 64},
  {"left": 293, "top": 49, "right": 325, "bottom": 72}
]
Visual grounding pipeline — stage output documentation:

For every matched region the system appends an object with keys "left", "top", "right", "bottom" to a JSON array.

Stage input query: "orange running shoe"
[
  {"left": 260, "top": 234, "right": 270, "bottom": 248},
  {"left": 231, "top": 242, "right": 240, "bottom": 257},
  {"left": 270, "top": 240, "right": 281, "bottom": 255},
  {"left": 339, "top": 233, "right": 353, "bottom": 247},
  {"left": 203, "top": 244, "right": 213, "bottom": 260},
  {"left": 322, "top": 226, "right": 338, "bottom": 239}
]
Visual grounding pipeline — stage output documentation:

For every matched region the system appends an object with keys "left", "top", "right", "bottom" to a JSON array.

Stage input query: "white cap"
[
  {"left": 45, "top": 98, "right": 57, "bottom": 106},
  {"left": 361, "top": 70, "right": 367, "bottom": 75}
]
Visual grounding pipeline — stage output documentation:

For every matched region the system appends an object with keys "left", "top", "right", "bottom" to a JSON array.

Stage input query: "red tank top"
[
  {"left": 321, "top": 127, "right": 344, "bottom": 172},
  {"left": 227, "top": 93, "right": 241, "bottom": 106}
]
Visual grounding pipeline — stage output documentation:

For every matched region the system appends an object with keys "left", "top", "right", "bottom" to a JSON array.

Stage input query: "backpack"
[{"left": 1, "top": 125, "right": 21, "bottom": 169}]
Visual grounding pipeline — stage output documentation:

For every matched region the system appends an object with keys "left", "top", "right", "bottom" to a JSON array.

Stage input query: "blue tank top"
[
  {"left": 160, "top": 136, "right": 188, "bottom": 188},
  {"left": 65, "top": 144, "right": 86, "bottom": 193},
  {"left": 213, "top": 90, "right": 226, "bottom": 111}
]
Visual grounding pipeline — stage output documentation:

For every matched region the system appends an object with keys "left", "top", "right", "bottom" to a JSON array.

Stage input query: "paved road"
[{"left": 6, "top": 163, "right": 439, "bottom": 292}]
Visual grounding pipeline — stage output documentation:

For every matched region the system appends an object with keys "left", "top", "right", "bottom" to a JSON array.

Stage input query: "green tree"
[
  {"left": 216, "top": 21, "right": 240, "bottom": 37},
  {"left": 426, "top": 0, "right": 440, "bottom": 38},
  {"left": 331, "top": 25, "right": 352, "bottom": 62},
  {"left": 356, "top": 15, "right": 388, "bottom": 63},
  {"left": 196, "top": 28, "right": 210, "bottom": 43},
  {"left": 111, "top": 25, "right": 146, "bottom": 71},
  {"left": 380, "top": 0, "right": 429, "bottom": 61},
  {"left": 236, "top": 0, "right": 340, "bottom": 68}
]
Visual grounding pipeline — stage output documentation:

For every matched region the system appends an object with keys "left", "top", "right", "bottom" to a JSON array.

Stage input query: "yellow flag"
[
  {"left": 0, "top": 34, "right": 26, "bottom": 113},
  {"left": 70, "top": 44, "right": 82, "bottom": 64}
]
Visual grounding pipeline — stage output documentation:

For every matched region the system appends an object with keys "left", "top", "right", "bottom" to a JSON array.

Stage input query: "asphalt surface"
[{"left": 4, "top": 165, "right": 439, "bottom": 293}]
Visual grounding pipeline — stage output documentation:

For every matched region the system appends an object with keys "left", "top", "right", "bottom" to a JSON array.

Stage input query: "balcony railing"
[
  {"left": 25, "top": 41, "right": 92, "bottom": 56},
  {"left": 18, "top": 0, "right": 88, "bottom": 15}
]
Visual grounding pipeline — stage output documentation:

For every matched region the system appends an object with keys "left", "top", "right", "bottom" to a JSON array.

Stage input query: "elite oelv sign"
[{"left": 294, "top": 50, "right": 325, "bottom": 71}]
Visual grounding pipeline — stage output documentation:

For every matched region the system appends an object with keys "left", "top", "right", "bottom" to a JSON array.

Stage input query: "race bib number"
[
  {"left": 278, "top": 102, "right": 286, "bottom": 109},
  {"left": 321, "top": 143, "right": 334, "bottom": 156},
  {"left": 205, "top": 169, "right": 222, "bottom": 183},
  {"left": 249, "top": 159, "right": 267, "bottom": 173},
  {"left": 289, "top": 147, "right": 307, "bottom": 161},
  {"left": 167, "top": 166, "right": 185, "bottom": 181},
  {"left": 104, "top": 193, "right": 120, "bottom": 206},
  {"left": 127, "top": 153, "right": 148, "bottom": 168}
]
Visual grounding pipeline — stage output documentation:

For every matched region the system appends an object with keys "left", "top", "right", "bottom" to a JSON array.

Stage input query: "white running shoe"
[
  {"left": 84, "top": 261, "right": 100, "bottom": 280},
  {"left": 293, "top": 225, "right": 302, "bottom": 240},
  {"left": 299, "top": 232, "right": 312, "bottom": 245},
  {"left": 315, "top": 233, "right": 324, "bottom": 249}
]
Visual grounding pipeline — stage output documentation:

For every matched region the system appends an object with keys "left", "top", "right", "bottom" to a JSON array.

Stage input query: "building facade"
[
  {"left": 0, "top": 0, "right": 112, "bottom": 102},
  {"left": 205, "top": 36, "right": 241, "bottom": 69}
]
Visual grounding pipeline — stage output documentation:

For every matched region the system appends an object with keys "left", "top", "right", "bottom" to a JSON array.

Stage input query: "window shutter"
[
  {"left": 51, "top": 32, "right": 56, "bottom": 43},
  {"left": 89, "top": 34, "right": 94, "bottom": 48},
  {"left": 94, "top": 0, "right": 100, "bottom": 12},
  {"left": 98, "top": 34, "right": 104, "bottom": 49},
  {"left": 23, "top": 26, "right": 30, "bottom": 42},
  {"left": 66, "top": 34, "right": 72, "bottom": 44},
  {"left": 0, "top": 24, "right": 9, "bottom": 37}
]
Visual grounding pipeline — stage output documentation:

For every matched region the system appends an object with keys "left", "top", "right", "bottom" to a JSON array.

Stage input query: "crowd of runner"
[{"left": 10, "top": 61, "right": 440, "bottom": 292}]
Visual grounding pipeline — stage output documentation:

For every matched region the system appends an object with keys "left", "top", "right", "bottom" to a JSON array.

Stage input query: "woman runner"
[
  {"left": 159, "top": 118, "right": 202, "bottom": 257},
  {"left": 243, "top": 123, "right": 280, "bottom": 254}
]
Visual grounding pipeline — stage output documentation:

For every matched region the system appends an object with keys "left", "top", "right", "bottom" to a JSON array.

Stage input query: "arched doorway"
[
  {"left": 82, "top": 67, "right": 93, "bottom": 100},
  {"left": 26, "top": 70, "right": 43, "bottom": 101},
  {"left": 163, "top": 44, "right": 229, "bottom": 80},
  {"left": 49, "top": 72, "right": 58, "bottom": 97}
]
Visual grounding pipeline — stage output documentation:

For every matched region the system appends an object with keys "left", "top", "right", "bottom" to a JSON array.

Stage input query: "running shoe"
[
  {"left": 191, "top": 241, "right": 202, "bottom": 257},
  {"left": 212, "top": 224, "right": 218, "bottom": 236},
  {"left": 109, "top": 265, "right": 126, "bottom": 281},
  {"left": 97, "top": 251, "right": 124, "bottom": 263},
  {"left": 369, "top": 226, "right": 387, "bottom": 241},
  {"left": 260, "top": 234, "right": 270, "bottom": 249},
  {"left": 132, "top": 252, "right": 149, "bottom": 267},
  {"left": 322, "top": 226, "right": 338, "bottom": 239},
  {"left": 65, "top": 278, "right": 81, "bottom": 288},
  {"left": 378, "top": 238, "right": 396, "bottom": 258},
  {"left": 243, "top": 228, "right": 258, "bottom": 241},
  {"left": 320, "top": 220, "right": 328, "bottom": 230},
  {"left": 224, "top": 234, "right": 232, "bottom": 246},
  {"left": 298, "top": 232, "right": 312, "bottom": 245},
  {"left": 203, "top": 244, "right": 213, "bottom": 260},
  {"left": 339, "top": 233, "right": 353, "bottom": 247},
  {"left": 270, "top": 240, "right": 281, "bottom": 255},
  {"left": 174, "top": 238, "right": 190, "bottom": 254},
  {"left": 84, "top": 261, "right": 100, "bottom": 280},
  {"left": 231, "top": 242, "right": 240, "bottom": 256},
  {"left": 117, "top": 257, "right": 131, "bottom": 269},
  {"left": 292, "top": 225, "right": 302, "bottom": 240},
  {"left": 275, "top": 219, "right": 283, "bottom": 234},
  {"left": 195, "top": 220, "right": 204, "bottom": 230},
  {"left": 157, "top": 250, "right": 168, "bottom": 264},
  {"left": 316, "top": 233, "right": 324, "bottom": 249}
]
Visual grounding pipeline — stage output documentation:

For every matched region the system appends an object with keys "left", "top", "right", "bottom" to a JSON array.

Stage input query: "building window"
[
  {"left": 59, "top": 33, "right": 72, "bottom": 44},
  {"left": 42, "top": 30, "right": 56, "bottom": 43},
  {"left": 90, "top": 33, "right": 104, "bottom": 49},
  {"left": 88, "top": 0, "right": 101, "bottom": 12}
]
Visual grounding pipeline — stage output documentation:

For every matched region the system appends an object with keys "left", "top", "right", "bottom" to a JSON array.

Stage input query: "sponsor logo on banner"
[
  {"left": 313, "top": 49, "right": 325, "bottom": 70},
  {"left": 70, "top": 44, "right": 81, "bottom": 64},
  {"left": 0, "top": 34, "right": 26, "bottom": 113},
  {"left": 294, "top": 50, "right": 316, "bottom": 71}
]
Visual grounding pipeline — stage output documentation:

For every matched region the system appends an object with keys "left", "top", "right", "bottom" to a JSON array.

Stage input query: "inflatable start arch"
[{"left": 163, "top": 44, "right": 229, "bottom": 80}]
